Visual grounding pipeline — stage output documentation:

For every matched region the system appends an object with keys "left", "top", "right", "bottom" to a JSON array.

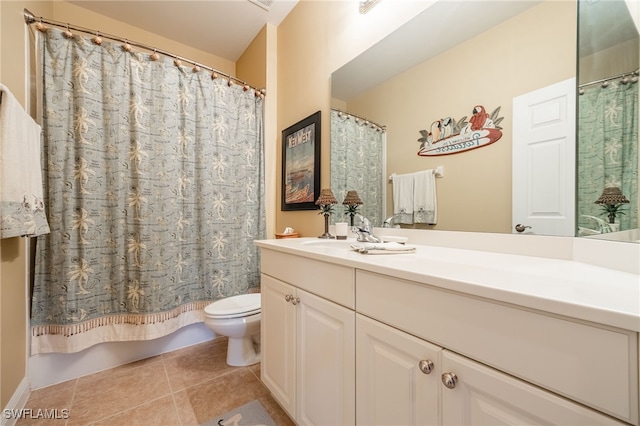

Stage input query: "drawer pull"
[
  {"left": 442, "top": 372, "right": 458, "bottom": 389},
  {"left": 418, "top": 359, "right": 434, "bottom": 374}
]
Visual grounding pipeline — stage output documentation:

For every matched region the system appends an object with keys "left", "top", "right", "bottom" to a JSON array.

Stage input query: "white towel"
[
  {"left": 392, "top": 173, "right": 414, "bottom": 224},
  {"left": 0, "top": 84, "right": 50, "bottom": 238},
  {"left": 350, "top": 242, "right": 417, "bottom": 254},
  {"left": 413, "top": 169, "right": 437, "bottom": 224}
]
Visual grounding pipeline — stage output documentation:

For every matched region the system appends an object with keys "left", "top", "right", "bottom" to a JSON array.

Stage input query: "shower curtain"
[
  {"left": 330, "top": 110, "right": 384, "bottom": 226},
  {"left": 31, "top": 28, "right": 265, "bottom": 354},
  {"left": 577, "top": 80, "right": 638, "bottom": 232}
]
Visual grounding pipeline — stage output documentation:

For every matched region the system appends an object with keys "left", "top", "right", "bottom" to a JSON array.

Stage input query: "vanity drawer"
[
  {"left": 261, "top": 249, "right": 355, "bottom": 309},
  {"left": 356, "top": 270, "right": 639, "bottom": 424}
]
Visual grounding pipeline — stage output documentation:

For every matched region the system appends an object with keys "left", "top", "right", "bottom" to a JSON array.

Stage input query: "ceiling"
[
  {"left": 331, "top": 0, "right": 639, "bottom": 102},
  {"left": 67, "top": 0, "right": 299, "bottom": 62},
  {"left": 331, "top": 1, "right": 543, "bottom": 102}
]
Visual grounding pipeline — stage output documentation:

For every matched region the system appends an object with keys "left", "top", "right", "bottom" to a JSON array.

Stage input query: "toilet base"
[{"left": 226, "top": 333, "right": 261, "bottom": 366}]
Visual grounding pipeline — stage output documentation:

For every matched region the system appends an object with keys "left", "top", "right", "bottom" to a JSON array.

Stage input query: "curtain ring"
[
  {"left": 92, "top": 31, "right": 103, "bottom": 45},
  {"left": 150, "top": 49, "right": 160, "bottom": 61},
  {"left": 63, "top": 23, "right": 73, "bottom": 39},
  {"left": 35, "top": 18, "right": 46, "bottom": 32}
]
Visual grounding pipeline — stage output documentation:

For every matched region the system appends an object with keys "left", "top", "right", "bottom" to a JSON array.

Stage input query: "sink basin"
[{"left": 299, "top": 238, "right": 355, "bottom": 249}]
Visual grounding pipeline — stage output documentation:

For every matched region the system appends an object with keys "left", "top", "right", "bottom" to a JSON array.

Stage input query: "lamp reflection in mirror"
[
  {"left": 316, "top": 188, "right": 338, "bottom": 239},
  {"left": 343, "top": 190, "right": 363, "bottom": 227},
  {"left": 595, "top": 187, "right": 630, "bottom": 227}
]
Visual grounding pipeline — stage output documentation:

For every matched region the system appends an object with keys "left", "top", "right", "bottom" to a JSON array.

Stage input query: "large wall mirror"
[{"left": 330, "top": 0, "right": 639, "bottom": 242}]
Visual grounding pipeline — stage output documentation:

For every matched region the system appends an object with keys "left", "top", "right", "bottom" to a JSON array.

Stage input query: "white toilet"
[{"left": 203, "top": 293, "right": 261, "bottom": 366}]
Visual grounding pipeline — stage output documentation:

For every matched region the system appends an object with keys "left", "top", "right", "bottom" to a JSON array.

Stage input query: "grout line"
[
  {"left": 65, "top": 378, "right": 79, "bottom": 426},
  {"left": 160, "top": 354, "right": 185, "bottom": 425}
]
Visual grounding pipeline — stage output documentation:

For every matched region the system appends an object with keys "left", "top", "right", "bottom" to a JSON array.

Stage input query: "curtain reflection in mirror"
[
  {"left": 577, "top": 76, "right": 638, "bottom": 234},
  {"left": 330, "top": 109, "right": 385, "bottom": 226}
]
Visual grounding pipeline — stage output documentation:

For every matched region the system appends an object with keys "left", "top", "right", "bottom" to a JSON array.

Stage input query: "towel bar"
[{"left": 389, "top": 166, "right": 444, "bottom": 181}]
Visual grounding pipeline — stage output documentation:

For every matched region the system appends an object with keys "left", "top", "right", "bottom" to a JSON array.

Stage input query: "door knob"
[
  {"left": 418, "top": 359, "right": 434, "bottom": 374},
  {"left": 515, "top": 224, "right": 532, "bottom": 233},
  {"left": 442, "top": 372, "right": 458, "bottom": 389}
]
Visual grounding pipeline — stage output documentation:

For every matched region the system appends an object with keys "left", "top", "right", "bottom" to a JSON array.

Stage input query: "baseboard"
[{"left": 1, "top": 377, "right": 31, "bottom": 426}]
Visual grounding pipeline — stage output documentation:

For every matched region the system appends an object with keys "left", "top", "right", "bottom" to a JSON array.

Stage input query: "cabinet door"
[
  {"left": 260, "top": 274, "right": 296, "bottom": 419},
  {"left": 356, "top": 314, "right": 441, "bottom": 426},
  {"left": 297, "top": 289, "right": 355, "bottom": 426},
  {"left": 441, "top": 350, "right": 627, "bottom": 425}
]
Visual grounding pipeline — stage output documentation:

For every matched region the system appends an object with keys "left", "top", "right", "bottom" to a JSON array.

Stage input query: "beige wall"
[
  {"left": 580, "top": 37, "right": 639, "bottom": 84},
  {"left": 275, "top": 0, "right": 432, "bottom": 237},
  {"left": 50, "top": 2, "right": 235, "bottom": 75},
  {"left": 345, "top": 0, "right": 576, "bottom": 233}
]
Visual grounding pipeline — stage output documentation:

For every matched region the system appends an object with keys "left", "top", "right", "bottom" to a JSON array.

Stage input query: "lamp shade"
[
  {"left": 342, "top": 190, "right": 363, "bottom": 206},
  {"left": 315, "top": 188, "right": 338, "bottom": 205},
  {"left": 594, "top": 187, "right": 630, "bottom": 205}
]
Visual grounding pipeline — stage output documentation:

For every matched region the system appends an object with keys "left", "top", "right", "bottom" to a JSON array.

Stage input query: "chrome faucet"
[
  {"left": 352, "top": 213, "right": 381, "bottom": 243},
  {"left": 382, "top": 216, "right": 398, "bottom": 228}
]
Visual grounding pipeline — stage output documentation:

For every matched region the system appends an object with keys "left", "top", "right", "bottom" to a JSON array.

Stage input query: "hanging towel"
[
  {"left": 0, "top": 84, "right": 50, "bottom": 238},
  {"left": 413, "top": 169, "right": 437, "bottom": 224},
  {"left": 392, "top": 172, "right": 414, "bottom": 224}
]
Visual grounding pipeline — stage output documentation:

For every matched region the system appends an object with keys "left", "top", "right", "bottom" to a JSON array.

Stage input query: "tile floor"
[{"left": 18, "top": 338, "right": 295, "bottom": 426}]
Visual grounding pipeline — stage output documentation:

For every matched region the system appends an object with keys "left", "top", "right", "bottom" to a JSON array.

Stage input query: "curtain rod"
[
  {"left": 578, "top": 68, "right": 639, "bottom": 89},
  {"left": 23, "top": 8, "right": 266, "bottom": 97},
  {"left": 331, "top": 108, "right": 386, "bottom": 132}
]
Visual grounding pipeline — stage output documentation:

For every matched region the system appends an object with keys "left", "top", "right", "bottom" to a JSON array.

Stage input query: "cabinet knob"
[
  {"left": 291, "top": 297, "right": 300, "bottom": 305},
  {"left": 418, "top": 359, "right": 434, "bottom": 374},
  {"left": 442, "top": 372, "right": 458, "bottom": 389},
  {"left": 285, "top": 294, "right": 293, "bottom": 302}
]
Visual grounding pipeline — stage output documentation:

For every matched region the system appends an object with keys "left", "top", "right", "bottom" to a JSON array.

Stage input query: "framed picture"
[{"left": 281, "top": 111, "right": 321, "bottom": 211}]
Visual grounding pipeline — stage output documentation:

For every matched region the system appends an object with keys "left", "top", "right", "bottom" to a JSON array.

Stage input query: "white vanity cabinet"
[
  {"left": 260, "top": 250, "right": 355, "bottom": 425},
  {"left": 356, "top": 312, "right": 626, "bottom": 426},
  {"left": 440, "top": 350, "right": 627, "bottom": 425},
  {"left": 356, "top": 269, "right": 638, "bottom": 425},
  {"left": 256, "top": 240, "right": 639, "bottom": 426},
  {"left": 356, "top": 314, "right": 441, "bottom": 425}
]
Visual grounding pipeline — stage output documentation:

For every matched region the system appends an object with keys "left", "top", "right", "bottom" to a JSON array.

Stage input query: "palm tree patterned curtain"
[
  {"left": 330, "top": 110, "right": 385, "bottom": 226},
  {"left": 577, "top": 81, "right": 638, "bottom": 232},
  {"left": 31, "top": 28, "right": 265, "bottom": 354}
]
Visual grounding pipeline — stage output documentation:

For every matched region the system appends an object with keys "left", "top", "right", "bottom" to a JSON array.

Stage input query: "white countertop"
[{"left": 255, "top": 237, "right": 640, "bottom": 332}]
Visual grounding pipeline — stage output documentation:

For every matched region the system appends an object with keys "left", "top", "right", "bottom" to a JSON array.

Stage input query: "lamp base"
[
  {"left": 318, "top": 233, "right": 335, "bottom": 239},
  {"left": 319, "top": 213, "right": 335, "bottom": 239}
]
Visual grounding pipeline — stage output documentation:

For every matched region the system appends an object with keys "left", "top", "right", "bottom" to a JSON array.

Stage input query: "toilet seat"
[{"left": 205, "top": 293, "right": 261, "bottom": 319}]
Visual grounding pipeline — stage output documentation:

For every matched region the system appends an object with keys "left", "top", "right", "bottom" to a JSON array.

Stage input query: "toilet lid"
[{"left": 204, "top": 293, "right": 261, "bottom": 318}]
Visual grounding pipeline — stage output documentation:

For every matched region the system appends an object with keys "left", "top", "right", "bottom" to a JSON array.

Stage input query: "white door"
[
  {"left": 297, "top": 289, "right": 355, "bottom": 426},
  {"left": 512, "top": 78, "right": 575, "bottom": 236},
  {"left": 356, "top": 314, "right": 440, "bottom": 426},
  {"left": 441, "top": 350, "right": 627, "bottom": 425},
  {"left": 260, "top": 275, "right": 297, "bottom": 419}
]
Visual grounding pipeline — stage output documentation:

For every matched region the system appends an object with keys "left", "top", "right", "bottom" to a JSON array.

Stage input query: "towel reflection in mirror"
[{"left": 391, "top": 169, "right": 437, "bottom": 225}]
